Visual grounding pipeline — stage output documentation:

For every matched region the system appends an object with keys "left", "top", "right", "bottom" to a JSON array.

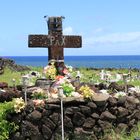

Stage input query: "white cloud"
[
  {"left": 94, "top": 28, "right": 104, "bottom": 33},
  {"left": 84, "top": 31, "right": 140, "bottom": 45},
  {"left": 63, "top": 26, "right": 73, "bottom": 35}
]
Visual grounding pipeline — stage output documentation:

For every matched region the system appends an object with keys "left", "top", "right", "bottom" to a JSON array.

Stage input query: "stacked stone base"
[{"left": 8, "top": 94, "right": 140, "bottom": 140}]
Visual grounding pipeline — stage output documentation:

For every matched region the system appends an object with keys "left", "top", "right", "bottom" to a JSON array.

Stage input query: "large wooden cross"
[{"left": 28, "top": 16, "right": 82, "bottom": 63}]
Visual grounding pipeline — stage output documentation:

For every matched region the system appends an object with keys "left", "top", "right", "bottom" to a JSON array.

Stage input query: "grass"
[
  {"left": 102, "top": 123, "right": 140, "bottom": 140},
  {"left": 0, "top": 67, "right": 23, "bottom": 86},
  {"left": 79, "top": 68, "right": 140, "bottom": 87},
  {"left": 0, "top": 67, "right": 140, "bottom": 87},
  {"left": 0, "top": 66, "right": 42, "bottom": 86}
]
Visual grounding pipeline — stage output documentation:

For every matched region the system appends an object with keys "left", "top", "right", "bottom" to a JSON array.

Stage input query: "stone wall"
[
  {"left": 8, "top": 94, "right": 140, "bottom": 140},
  {"left": 0, "top": 57, "right": 30, "bottom": 72}
]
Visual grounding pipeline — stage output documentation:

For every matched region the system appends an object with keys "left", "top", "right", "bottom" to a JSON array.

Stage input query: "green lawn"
[{"left": 0, "top": 67, "right": 140, "bottom": 87}]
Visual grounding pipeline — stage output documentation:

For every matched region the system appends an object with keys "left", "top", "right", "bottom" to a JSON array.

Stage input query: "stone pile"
[{"left": 8, "top": 93, "right": 140, "bottom": 140}]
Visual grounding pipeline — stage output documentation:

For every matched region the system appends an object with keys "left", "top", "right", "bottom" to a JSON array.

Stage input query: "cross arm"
[
  {"left": 63, "top": 36, "right": 82, "bottom": 48},
  {"left": 28, "top": 35, "right": 82, "bottom": 48},
  {"left": 28, "top": 35, "right": 49, "bottom": 48}
]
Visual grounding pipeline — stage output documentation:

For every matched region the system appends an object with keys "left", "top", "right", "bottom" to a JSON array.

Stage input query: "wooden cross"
[{"left": 28, "top": 16, "right": 82, "bottom": 63}]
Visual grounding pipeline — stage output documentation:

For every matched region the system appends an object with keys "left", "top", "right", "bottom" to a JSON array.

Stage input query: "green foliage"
[
  {"left": 0, "top": 120, "right": 19, "bottom": 140},
  {"left": 62, "top": 83, "right": 75, "bottom": 96},
  {"left": 31, "top": 92, "right": 48, "bottom": 99},
  {"left": 28, "top": 66, "right": 42, "bottom": 73},
  {"left": 79, "top": 68, "right": 100, "bottom": 84},
  {"left": 102, "top": 123, "right": 140, "bottom": 140},
  {"left": 129, "top": 80, "right": 140, "bottom": 86},
  {"left": 0, "top": 101, "right": 19, "bottom": 140}
]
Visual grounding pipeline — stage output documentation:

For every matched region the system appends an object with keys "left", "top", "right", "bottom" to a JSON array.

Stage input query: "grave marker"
[{"left": 28, "top": 16, "right": 82, "bottom": 64}]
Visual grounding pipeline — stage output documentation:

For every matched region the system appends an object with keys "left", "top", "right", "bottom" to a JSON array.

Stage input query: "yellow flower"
[
  {"left": 43, "top": 63, "right": 57, "bottom": 80},
  {"left": 79, "top": 85, "right": 94, "bottom": 99}
]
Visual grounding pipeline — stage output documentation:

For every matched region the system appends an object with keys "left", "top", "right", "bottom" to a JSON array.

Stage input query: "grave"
[{"left": 28, "top": 16, "right": 82, "bottom": 67}]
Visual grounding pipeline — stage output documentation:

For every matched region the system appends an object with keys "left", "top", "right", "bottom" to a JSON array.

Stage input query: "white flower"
[
  {"left": 114, "top": 92, "right": 127, "bottom": 98},
  {"left": 65, "top": 65, "right": 73, "bottom": 72},
  {"left": 13, "top": 97, "right": 26, "bottom": 113},
  {"left": 99, "top": 90, "right": 109, "bottom": 95},
  {"left": 129, "top": 86, "right": 140, "bottom": 93},
  {"left": 71, "top": 92, "right": 82, "bottom": 98},
  {"left": 33, "top": 88, "right": 44, "bottom": 94}
]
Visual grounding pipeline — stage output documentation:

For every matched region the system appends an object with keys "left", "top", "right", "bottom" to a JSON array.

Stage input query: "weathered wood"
[
  {"left": 29, "top": 35, "right": 81, "bottom": 48},
  {"left": 28, "top": 16, "right": 82, "bottom": 62}
]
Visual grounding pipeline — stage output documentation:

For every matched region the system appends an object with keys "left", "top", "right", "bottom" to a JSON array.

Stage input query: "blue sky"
[{"left": 0, "top": 0, "right": 140, "bottom": 56}]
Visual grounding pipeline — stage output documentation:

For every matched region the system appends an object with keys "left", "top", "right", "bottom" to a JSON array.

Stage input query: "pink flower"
[
  {"left": 33, "top": 99, "right": 45, "bottom": 106},
  {"left": 63, "top": 68, "right": 69, "bottom": 75}
]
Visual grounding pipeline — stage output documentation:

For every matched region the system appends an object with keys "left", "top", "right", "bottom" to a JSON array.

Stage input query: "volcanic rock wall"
[
  {"left": 9, "top": 94, "right": 140, "bottom": 140},
  {"left": 0, "top": 57, "right": 30, "bottom": 72}
]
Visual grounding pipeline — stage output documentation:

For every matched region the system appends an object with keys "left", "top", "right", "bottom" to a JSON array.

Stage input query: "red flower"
[{"left": 55, "top": 75, "right": 64, "bottom": 81}]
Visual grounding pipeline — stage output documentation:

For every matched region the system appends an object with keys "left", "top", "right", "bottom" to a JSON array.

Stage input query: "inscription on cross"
[{"left": 28, "top": 16, "right": 82, "bottom": 63}]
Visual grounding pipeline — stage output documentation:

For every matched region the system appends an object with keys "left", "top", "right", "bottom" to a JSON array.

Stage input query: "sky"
[{"left": 0, "top": 0, "right": 140, "bottom": 56}]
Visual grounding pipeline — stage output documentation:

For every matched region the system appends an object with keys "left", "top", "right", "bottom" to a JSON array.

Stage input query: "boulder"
[
  {"left": 42, "top": 125, "right": 52, "bottom": 140},
  {"left": 46, "top": 104, "right": 60, "bottom": 110},
  {"left": 117, "top": 96, "right": 126, "bottom": 106},
  {"left": 108, "top": 97, "right": 117, "bottom": 106},
  {"left": 73, "top": 112, "right": 85, "bottom": 126},
  {"left": 100, "top": 111, "right": 116, "bottom": 121},
  {"left": 64, "top": 116, "right": 73, "bottom": 131},
  {"left": 98, "top": 83, "right": 107, "bottom": 90},
  {"left": 91, "top": 113, "right": 100, "bottom": 120},
  {"left": 65, "top": 107, "right": 73, "bottom": 115},
  {"left": 0, "top": 82, "right": 8, "bottom": 89},
  {"left": 125, "top": 96, "right": 139, "bottom": 110},
  {"left": 11, "top": 132, "right": 24, "bottom": 140},
  {"left": 80, "top": 105, "right": 91, "bottom": 116},
  {"left": 24, "top": 100, "right": 34, "bottom": 114},
  {"left": 49, "top": 113, "right": 60, "bottom": 125},
  {"left": 87, "top": 102, "right": 97, "bottom": 110},
  {"left": 108, "top": 82, "right": 124, "bottom": 91},
  {"left": 0, "top": 89, "right": 21, "bottom": 102},
  {"left": 98, "top": 120, "right": 113, "bottom": 131},
  {"left": 42, "top": 118, "right": 56, "bottom": 130},
  {"left": 117, "top": 107, "right": 129, "bottom": 117},
  {"left": 116, "top": 123, "right": 128, "bottom": 132},
  {"left": 83, "top": 117, "right": 95, "bottom": 130},
  {"left": 27, "top": 110, "right": 42, "bottom": 123},
  {"left": 21, "top": 121, "right": 40, "bottom": 137},
  {"left": 92, "top": 93, "right": 109, "bottom": 106}
]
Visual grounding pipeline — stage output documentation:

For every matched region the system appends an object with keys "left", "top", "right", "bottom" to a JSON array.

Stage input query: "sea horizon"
[
  {"left": 2, "top": 54, "right": 140, "bottom": 57},
  {"left": 2, "top": 55, "right": 140, "bottom": 69}
]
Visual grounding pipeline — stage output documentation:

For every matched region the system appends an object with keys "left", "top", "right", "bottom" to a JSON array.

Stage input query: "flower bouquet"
[
  {"left": 79, "top": 85, "right": 95, "bottom": 99},
  {"left": 43, "top": 62, "right": 57, "bottom": 80},
  {"left": 61, "top": 82, "right": 75, "bottom": 97}
]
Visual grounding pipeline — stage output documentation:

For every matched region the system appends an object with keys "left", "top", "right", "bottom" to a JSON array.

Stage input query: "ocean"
[{"left": 3, "top": 55, "right": 140, "bottom": 69}]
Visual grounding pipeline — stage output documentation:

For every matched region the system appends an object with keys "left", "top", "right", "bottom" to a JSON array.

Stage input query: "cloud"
[
  {"left": 84, "top": 31, "right": 140, "bottom": 46},
  {"left": 94, "top": 28, "right": 104, "bottom": 33},
  {"left": 63, "top": 26, "right": 73, "bottom": 35}
]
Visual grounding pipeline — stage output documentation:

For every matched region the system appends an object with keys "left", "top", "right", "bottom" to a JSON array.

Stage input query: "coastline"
[{"left": 2, "top": 55, "right": 140, "bottom": 69}]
